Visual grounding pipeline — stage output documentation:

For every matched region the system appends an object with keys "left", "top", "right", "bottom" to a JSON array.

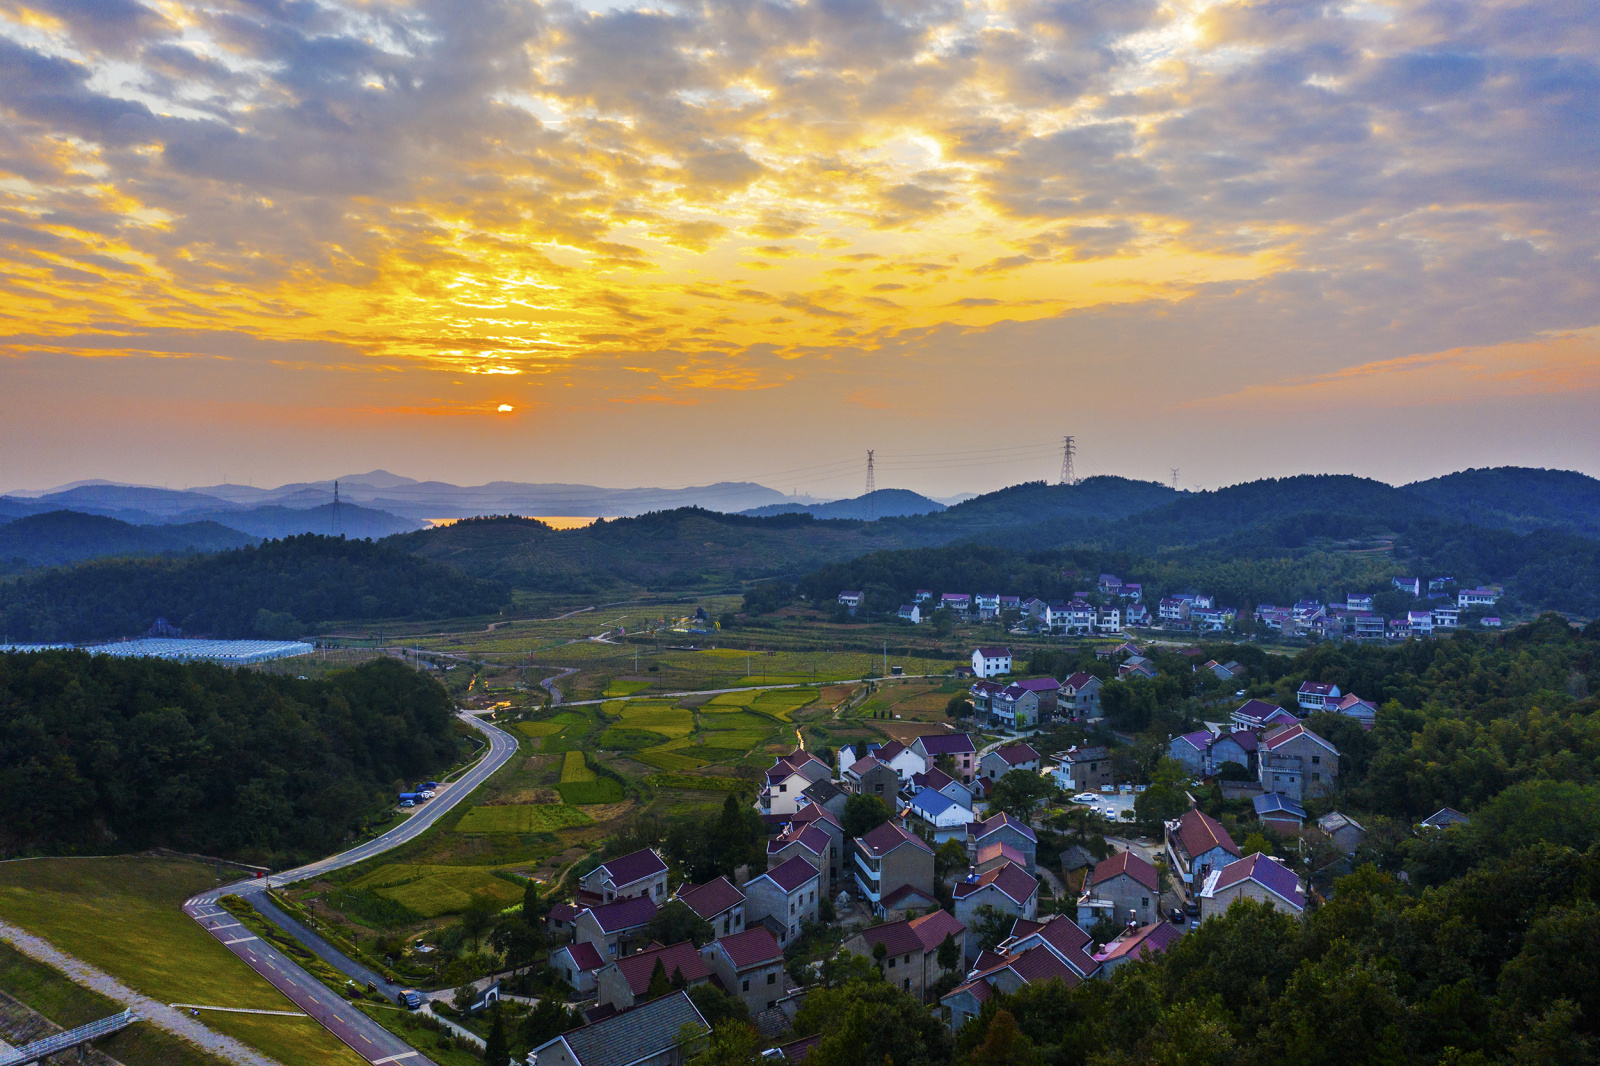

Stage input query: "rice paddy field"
[{"left": 348, "top": 864, "right": 525, "bottom": 919}]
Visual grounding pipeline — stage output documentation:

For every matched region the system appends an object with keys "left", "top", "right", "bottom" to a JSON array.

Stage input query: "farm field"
[
  {"left": 349, "top": 864, "right": 525, "bottom": 919},
  {"left": 0, "top": 857, "right": 368, "bottom": 1066},
  {"left": 454, "top": 803, "right": 593, "bottom": 833}
]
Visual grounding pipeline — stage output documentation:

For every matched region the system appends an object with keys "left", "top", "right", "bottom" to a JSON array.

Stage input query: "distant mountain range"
[
  {"left": 0, "top": 512, "right": 258, "bottom": 574},
  {"left": 740, "top": 488, "right": 947, "bottom": 520}
]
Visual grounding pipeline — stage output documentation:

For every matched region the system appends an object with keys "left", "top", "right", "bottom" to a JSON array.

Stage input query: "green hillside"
[{"left": 0, "top": 510, "right": 258, "bottom": 574}]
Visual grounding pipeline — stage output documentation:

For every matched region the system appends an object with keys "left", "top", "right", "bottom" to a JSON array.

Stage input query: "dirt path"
[{"left": 0, "top": 921, "right": 283, "bottom": 1066}]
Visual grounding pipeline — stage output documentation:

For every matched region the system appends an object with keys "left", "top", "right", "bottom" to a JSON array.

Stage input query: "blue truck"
[{"left": 397, "top": 792, "right": 424, "bottom": 806}]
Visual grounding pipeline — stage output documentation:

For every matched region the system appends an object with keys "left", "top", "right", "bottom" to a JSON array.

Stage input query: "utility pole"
[
  {"left": 1170, "top": 468, "right": 1180, "bottom": 490},
  {"left": 1059, "top": 436, "right": 1077, "bottom": 486},
  {"left": 883, "top": 641, "right": 887, "bottom": 677},
  {"left": 332, "top": 480, "right": 343, "bottom": 537},
  {"left": 865, "top": 450, "right": 876, "bottom": 519}
]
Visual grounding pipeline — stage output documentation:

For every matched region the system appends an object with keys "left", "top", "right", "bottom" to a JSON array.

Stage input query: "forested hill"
[
  {"left": 0, "top": 510, "right": 258, "bottom": 574},
  {"left": 1404, "top": 466, "right": 1600, "bottom": 539},
  {"left": 0, "top": 654, "right": 460, "bottom": 860},
  {"left": 0, "top": 534, "right": 512, "bottom": 643}
]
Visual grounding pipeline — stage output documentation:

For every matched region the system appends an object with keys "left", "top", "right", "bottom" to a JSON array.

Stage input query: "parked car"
[
  {"left": 1169, "top": 907, "right": 1185, "bottom": 924},
  {"left": 397, "top": 990, "right": 422, "bottom": 1010},
  {"left": 1184, "top": 899, "right": 1200, "bottom": 917},
  {"left": 1072, "top": 793, "right": 1100, "bottom": 804}
]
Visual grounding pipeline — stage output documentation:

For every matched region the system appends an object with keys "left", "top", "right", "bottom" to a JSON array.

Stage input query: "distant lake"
[{"left": 424, "top": 516, "right": 598, "bottom": 529}]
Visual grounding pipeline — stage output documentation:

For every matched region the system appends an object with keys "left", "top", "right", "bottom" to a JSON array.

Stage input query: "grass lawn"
[
  {"left": 0, "top": 857, "right": 367, "bottom": 1066},
  {"left": 0, "top": 940, "right": 230, "bottom": 1066},
  {"left": 349, "top": 864, "right": 523, "bottom": 919},
  {"left": 454, "top": 804, "right": 593, "bottom": 833},
  {"left": 559, "top": 751, "right": 597, "bottom": 783}
]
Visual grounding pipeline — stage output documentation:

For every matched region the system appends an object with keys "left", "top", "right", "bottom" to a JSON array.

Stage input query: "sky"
[{"left": 1, "top": 0, "right": 1597, "bottom": 498}]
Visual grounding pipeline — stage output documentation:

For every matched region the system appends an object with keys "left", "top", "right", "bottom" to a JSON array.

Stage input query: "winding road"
[{"left": 182, "top": 711, "right": 520, "bottom": 1066}]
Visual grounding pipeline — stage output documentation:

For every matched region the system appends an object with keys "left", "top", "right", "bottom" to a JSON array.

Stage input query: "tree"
[
  {"left": 689, "top": 983, "right": 751, "bottom": 1028},
  {"left": 794, "top": 978, "right": 955, "bottom": 1066},
  {"left": 519, "top": 997, "right": 581, "bottom": 1048},
  {"left": 488, "top": 917, "right": 541, "bottom": 969},
  {"left": 712, "top": 794, "right": 764, "bottom": 874},
  {"left": 1473, "top": 780, "right": 1600, "bottom": 852},
  {"left": 989, "top": 770, "right": 1057, "bottom": 824},
  {"left": 1133, "top": 757, "right": 1190, "bottom": 831},
  {"left": 522, "top": 876, "right": 544, "bottom": 923},
  {"left": 971, "top": 904, "right": 1016, "bottom": 954},
  {"left": 483, "top": 1005, "right": 511, "bottom": 1066},
  {"left": 451, "top": 983, "right": 477, "bottom": 1014},
  {"left": 461, "top": 894, "right": 499, "bottom": 951},
  {"left": 935, "top": 838, "right": 971, "bottom": 881},
  {"left": 646, "top": 900, "right": 717, "bottom": 948},
  {"left": 946, "top": 697, "right": 973, "bottom": 719},
  {"left": 970, "top": 1009, "right": 1037, "bottom": 1066},
  {"left": 842, "top": 794, "right": 892, "bottom": 838},
  {"left": 647, "top": 958, "right": 675, "bottom": 1001},
  {"left": 937, "top": 932, "right": 961, "bottom": 974},
  {"left": 688, "top": 1021, "right": 764, "bottom": 1066},
  {"left": 818, "top": 951, "right": 883, "bottom": 988}
]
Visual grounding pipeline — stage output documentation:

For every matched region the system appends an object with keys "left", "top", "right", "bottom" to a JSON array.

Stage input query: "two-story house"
[
  {"left": 574, "top": 895, "right": 658, "bottom": 959},
  {"left": 1091, "top": 920, "right": 1181, "bottom": 976},
  {"left": 909, "top": 766, "right": 974, "bottom": 810},
  {"left": 974, "top": 592, "right": 1001, "bottom": 620},
  {"left": 967, "top": 679, "right": 1003, "bottom": 717},
  {"left": 854, "top": 821, "right": 935, "bottom": 917},
  {"left": 842, "top": 909, "right": 966, "bottom": 1001},
  {"left": 971, "top": 645, "right": 1013, "bottom": 678},
  {"left": 941, "top": 915, "right": 1098, "bottom": 1031},
  {"left": 1052, "top": 745, "right": 1112, "bottom": 794},
  {"left": 1168, "top": 730, "right": 1210, "bottom": 776},
  {"left": 941, "top": 592, "right": 972, "bottom": 615},
  {"left": 674, "top": 876, "right": 744, "bottom": 939},
  {"left": 872, "top": 740, "right": 929, "bottom": 782},
  {"left": 990, "top": 683, "right": 1042, "bottom": 731},
  {"left": 901, "top": 787, "right": 976, "bottom": 844},
  {"left": 911, "top": 733, "right": 978, "bottom": 783},
  {"left": 742, "top": 856, "right": 820, "bottom": 944},
  {"left": 782, "top": 802, "right": 844, "bottom": 889},
  {"left": 527, "top": 989, "right": 707, "bottom": 1066},
  {"left": 897, "top": 604, "right": 921, "bottom": 624},
  {"left": 1231, "top": 699, "right": 1299, "bottom": 731},
  {"left": 550, "top": 941, "right": 605, "bottom": 995},
  {"left": 844, "top": 755, "right": 900, "bottom": 799},
  {"left": 596, "top": 940, "right": 711, "bottom": 1011},
  {"left": 702, "top": 927, "right": 786, "bottom": 1015},
  {"left": 979, "top": 742, "right": 1041, "bottom": 781},
  {"left": 966, "top": 811, "right": 1037, "bottom": 873},
  {"left": 1259, "top": 722, "right": 1339, "bottom": 801},
  {"left": 837, "top": 591, "right": 863, "bottom": 614},
  {"left": 578, "top": 848, "right": 669, "bottom": 907},
  {"left": 1295, "top": 681, "right": 1341, "bottom": 712},
  {"left": 1059, "top": 672, "right": 1103, "bottom": 718},
  {"left": 766, "top": 821, "right": 833, "bottom": 886},
  {"left": 1198, "top": 853, "right": 1305, "bottom": 921},
  {"left": 759, "top": 749, "right": 833, "bottom": 817},
  {"left": 1077, "top": 851, "right": 1159, "bottom": 928},
  {"left": 1165, "top": 809, "right": 1240, "bottom": 897},
  {"left": 953, "top": 861, "right": 1038, "bottom": 960},
  {"left": 1095, "top": 606, "right": 1122, "bottom": 634}
]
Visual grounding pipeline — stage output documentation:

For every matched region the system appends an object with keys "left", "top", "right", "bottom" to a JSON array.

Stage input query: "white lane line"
[
  {"left": 169, "top": 1003, "right": 307, "bottom": 1017},
  {"left": 220, "top": 936, "right": 258, "bottom": 945},
  {"left": 371, "top": 1053, "right": 418, "bottom": 1064},
  {"left": 208, "top": 922, "right": 244, "bottom": 930}
]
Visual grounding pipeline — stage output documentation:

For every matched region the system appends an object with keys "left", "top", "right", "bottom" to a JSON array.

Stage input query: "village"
[{"left": 523, "top": 632, "right": 1460, "bottom": 1065}]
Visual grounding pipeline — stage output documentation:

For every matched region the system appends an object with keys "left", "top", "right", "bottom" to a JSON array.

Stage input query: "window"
[
  {"left": 905, "top": 954, "right": 912, "bottom": 964},
  {"left": 609, "top": 944, "right": 617, "bottom": 955},
  {"left": 904, "top": 978, "right": 911, "bottom": 990},
  {"left": 742, "top": 979, "right": 750, "bottom": 992},
  {"left": 790, "top": 901, "right": 796, "bottom": 913},
  {"left": 1313, "top": 773, "right": 1321, "bottom": 782},
  {"left": 767, "top": 973, "right": 776, "bottom": 984},
  {"left": 888, "top": 957, "right": 896, "bottom": 968},
  {"left": 723, "top": 917, "right": 730, "bottom": 933},
  {"left": 1141, "top": 898, "right": 1149, "bottom": 907},
  {"left": 875, "top": 784, "right": 883, "bottom": 794},
  {"left": 1311, "top": 755, "right": 1321, "bottom": 765}
]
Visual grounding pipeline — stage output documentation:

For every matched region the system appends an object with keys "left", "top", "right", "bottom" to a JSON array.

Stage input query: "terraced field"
[
  {"left": 556, "top": 750, "right": 624, "bottom": 804},
  {"left": 349, "top": 865, "right": 524, "bottom": 919}
]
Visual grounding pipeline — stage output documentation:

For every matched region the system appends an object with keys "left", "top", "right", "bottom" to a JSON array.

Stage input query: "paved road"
[{"left": 183, "top": 711, "right": 519, "bottom": 1066}]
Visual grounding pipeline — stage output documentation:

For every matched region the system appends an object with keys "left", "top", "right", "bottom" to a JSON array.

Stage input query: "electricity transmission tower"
[
  {"left": 1059, "top": 436, "right": 1078, "bottom": 486},
  {"left": 1170, "top": 468, "right": 1180, "bottom": 490},
  {"left": 332, "top": 480, "right": 343, "bottom": 536},
  {"left": 865, "top": 450, "right": 876, "bottom": 519}
]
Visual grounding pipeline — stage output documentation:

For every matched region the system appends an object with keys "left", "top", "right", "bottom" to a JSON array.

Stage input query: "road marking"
[
  {"left": 220, "top": 936, "right": 258, "bottom": 945},
  {"left": 208, "top": 922, "right": 243, "bottom": 930},
  {"left": 169, "top": 1003, "right": 307, "bottom": 1017},
  {"left": 371, "top": 1054, "right": 418, "bottom": 1064}
]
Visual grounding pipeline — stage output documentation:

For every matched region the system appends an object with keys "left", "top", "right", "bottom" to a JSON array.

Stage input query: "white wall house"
[{"left": 972, "top": 646, "right": 1013, "bottom": 678}]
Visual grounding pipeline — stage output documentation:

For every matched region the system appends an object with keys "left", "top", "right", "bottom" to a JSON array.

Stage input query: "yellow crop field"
[{"left": 560, "top": 750, "right": 597, "bottom": 783}]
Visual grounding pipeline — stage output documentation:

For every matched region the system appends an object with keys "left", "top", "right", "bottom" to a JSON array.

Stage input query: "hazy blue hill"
[
  {"left": 31, "top": 484, "right": 236, "bottom": 516},
  {"left": 178, "top": 502, "right": 423, "bottom": 539},
  {"left": 0, "top": 511, "right": 258, "bottom": 572},
  {"left": 1402, "top": 467, "right": 1600, "bottom": 538},
  {"left": 928, "top": 476, "right": 1177, "bottom": 527},
  {"left": 741, "top": 488, "right": 946, "bottom": 520}
]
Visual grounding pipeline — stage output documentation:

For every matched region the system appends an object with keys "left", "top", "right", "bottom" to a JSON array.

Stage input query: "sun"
[{"left": 497, "top": 404, "right": 514, "bottom": 413}]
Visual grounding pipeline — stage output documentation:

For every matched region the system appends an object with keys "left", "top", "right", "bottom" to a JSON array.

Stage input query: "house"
[
  {"left": 1393, "top": 576, "right": 1421, "bottom": 596},
  {"left": 910, "top": 733, "right": 978, "bottom": 783},
  {"left": 1481, "top": 616, "right": 1502, "bottom": 627},
  {"left": 1458, "top": 586, "right": 1499, "bottom": 609},
  {"left": 1207, "top": 660, "right": 1244, "bottom": 681},
  {"left": 760, "top": 749, "right": 833, "bottom": 817},
  {"left": 675, "top": 876, "right": 745, "bottom": 939},
  {"left": 1122, "top": 603, "right": 1151, "bottom": 627},
  {"left": 1208, "top": 730, "right": 1258, "bottom": 775},
  {"left": 1159, "top": 597, "right": 1191, "bottom": 624},
  {"left": 941, "top": 593, "right": 972, "bottom": 615},
  {"left": 979, "top": 742, "right": 1041, "bottom": 781},
  {"left": 901, "top": 787, "right": 976, "bottom": 844},
  {"left": 766, "top": 822, "right": 833, "bottom": 887},
  {"left": 1052, "top": 745, "right": 1112, "bottom": 794},
  {"left": 1408, "top": 609, "right": 1435, "bottom": 636},
  {"left": 1198, "top": 853, "right": 1305, "bottom": 921},
  {"left": 1419, "top": 807, "right": 1471, "bottom": 830},
  {"left": 551, "top": 941, "right": 606, "bottom": 995},
  {"left": 1192, "top": 606, "right": 1237, "bottom": 632},
  {"left": 1252, "top": 792, "right": 1307, "bottom": 832},
  {"left": 910, "top": 767, "right": 973, "bottom": 810},
  {"left": 1353, "top": 613, "right": 1386, "bottom": 641},
  {"left": 913, "top": 589, "right": 932, "bottom": 603},
  {"left": 1167, "top": 730, "right": 1210, "bottom": 776},
  {"left": 1292, "top": 599, "right": 1323, "bottom": 622},
  {"left": 952, "top": 861, "right": 1040, "bottom": 959},
  {"left": 836, "top": 742, "right": 879, "bottom": 776},
  {"left": 574, "top": 895, "right": 659, "bottom": 959},
  {"left": 1259, "top": 723, "right": 1339, "bottom": 800},
  {"left": 1317, "top": 811, "right": 1365, "bottom": 855},
  {"left": 998, "top": 595, "right": 1021, "bottom": 615},
  {"left": 871, "top": 740, "right": 928, "bottom": 782},
  {"left": 1432, "top": 605, "right": 1460, "bottom": 629},
  {"left": 1059, "top": 672, "right": 1103, "bottom": 717},
  {"left": 1231, "top": 699, "right": 1299, "bottom": 730},
  {"left": 799, "top": 777, "right": 848, "bottom": 821},
  {"left": 1049, "top": 600, "right": 1095, "bottom": 635},
  {"left": 1016, "top": 677, "right": 1062, "bottom": 718},
  {"left": 1119, "top": 583, "right": 1143, "bottom": 604},
  {"left": 579, "top": 848, "right": 669, "bottom": 907},
  {"left": 1095, "top": 606, "right": 1123, "bottom": 635},
  {"left": 837, "top": 591, "right": 863, "bottom": 614},
  {"left": 784, "top": 803, "right": 845, "bottom": 887},
  {"left": 1330, "top": 693, "right": 1378, "bottom": 722},
  {"left": 966, "top": 811, "right": 1038, "bottom": 873},
  {"left": 547, "top": 902, "right": 583, "bottom": 943},
  {"left": 967, "top": 679, "right": 1003, "bottom": 717},
  {"left": 1091, "top": 921, "right": 1181, "bottom": 976},
  {"left": 702, "top": 927, "right": 786, "bottom": 1015},
  {"left": 974, "top": 841, "right": 1028, "bottom": 876},
  {"left": 971, "top": 646, "right": 1013, "bottom": 679},
  {"left": 1296, "top": 681, "right": 1341, "bottom": 711},
  {"left": 1117, "top": 654, "right": 1155, "bottom": 679},
  {"left": 1097, "top": 573, "right": 1122, "bottom": 595},
  {"left": 843, "top": 756, "right": 899, "bottom": 800},
  {"left": 974, "top": 593, "right": 1001, "bottom": 620},
  {"left": 526, "top": 989, "right": 707, "bottom": 1066},
  {"left": 854, "top": 822, "right": 936, "bottom": 917},
  {"left": 897, "top": 604, "right": 921, "bottom": 624},
  {"left": 842, "top": 909, "right": 967, "bottom": 1001},
  {"left": 596, "top": 940, "right": 712, "bottom": 1011},
  {"left": 1077, "top": 850, "right": 1160, "bottom": 928},
  {"left": 1165, "top": 809, "right": 1241, "bottom": 896},
  {"left": 1345, "top": 593, "right": 1374, "bottom": 611},
  {"left": 941, "top": 915, "right": 1099, "bottom": 1030},
  {"left": 742, "top": 856, "right": 821, "bottom": 945},
  {"left": 990, "top": 683, "right": 1042, "bottom": 730}
]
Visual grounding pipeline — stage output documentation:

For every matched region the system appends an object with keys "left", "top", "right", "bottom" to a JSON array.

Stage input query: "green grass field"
[
  {"left": 515, "top": 720, "right": 565, "bottom": 737},
  {"left": 619, "top": 701, "right": 695, "bottom": 737},
  {"left": 454, "top": 803, "right": 593, "bottom": 833},
  {"left": 646, "top": 773, "right": 748, "bottom": 792},
  {"left": 597, "top": 727, "right": 669, "bottom": 749},
  {"left": 633, "top": 747, "right": 712, "bottom": 771},
  {"left": 556, "top": 779, "right": 625, "bottom": 804},
  {"left": 0, "top": 857, "right": 368, "bottom": 1066},
  {"left": 560, "top": 751, "right": 596, "bottom": 782},
  {"left": 604, "top": 680, "right": 653, "bottom": 697},
  {"left": 350, "top": 864, "right": 524, "bottom": 919}
]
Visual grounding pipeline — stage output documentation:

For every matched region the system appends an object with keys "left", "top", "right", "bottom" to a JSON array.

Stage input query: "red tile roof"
[
  {"left": 1261, "top": 722, "right": 1338, "bottom": 754},
  {"left": 953, "top": 861, "right": 1038, "bottom": 907},
  {"left": 716, "top": 926, "right": 783, "bottom": 969},
  {"left": 1004, "top": 944, "right": 1082, "bottom": 986},
  {"left": 614, "top": 940, "right": 710, "bottom": 996},
  {"left": 881, "top": 884, "right": 940, "bottom": 910},
  {"left": 1093, "top": 921, "right": 1180, "bottom": 965},
  {"left": 858, "top": 821, "right": 933, "bottom": 857},
  {"left": 1212, "top": 853, "right": 1305, "bottom": 909},
  {"left": 676, "top": 876, "right": 743, "bottom": 921},
  {"left": 588, "top": 894, "right": 659, "bottom": 933},
  {"left": 848, "top": 755, "right": 891, "bottom": 776},
  {"left": 876, "top": 740, "right": 908, "bottom": 761},
  {"left": 761, "top": 856, "right": 821, "bottom": 893},
  {"left": 598, "top": 848, "right": 668, "bottom": 888},
  {"left": 969, "top": 811, "right": 1037, "bottom": 844},
  {"left": 1173, "top": 808, "right": 1239, "bottom": 861},
  {"left": 548, "top": 903, "right": 581, "bottom": 923},
  {"left": 790, "top": 803, "right": 841, "bottom": 830},
  {"left": 1011, "top": 914, "right": 1098, "bottom": 976},
  {"left": 1088, "top": 850, "right": 1159, "bottom": 893},
  {"left": 991, "top": 742, "right": 1041, "bottom": 766},
  {"left": 908, "top": 908, "right": 965, "bottom": 951},
  {"left": 560, "top": 941, "right": 605, "bottom": 972}
]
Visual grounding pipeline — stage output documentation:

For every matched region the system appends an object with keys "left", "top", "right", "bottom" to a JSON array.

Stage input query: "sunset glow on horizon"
[{"left": 1, "top": 0, "right": 1597, "bottom": 494}]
